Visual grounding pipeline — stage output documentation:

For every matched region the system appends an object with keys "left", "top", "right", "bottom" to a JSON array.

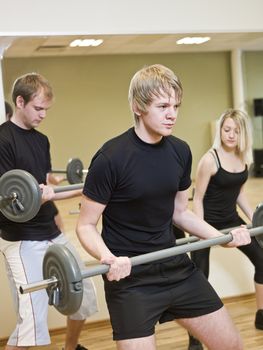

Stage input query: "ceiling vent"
[{"left": 36, "top": 45, "right": 67, "bottom": 52}]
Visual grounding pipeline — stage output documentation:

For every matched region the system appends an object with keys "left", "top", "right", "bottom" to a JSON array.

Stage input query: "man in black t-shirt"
[
  {"left": 76, "top": 64, "right": 251, "bottom": 350},
  {"left": 0, "top": 73, "right": 97, "bottom": 350}
]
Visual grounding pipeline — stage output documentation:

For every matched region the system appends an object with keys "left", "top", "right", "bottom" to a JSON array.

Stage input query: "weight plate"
[
  {"left": 43, "top": 244, "right": 83, "bottom": 316},
  {"left": 0, "top": 169, "right": 42, "bottom": 223},
  {"left": 253, "top": 203, "right": 263, "bottom": 248},
  {"left": 66, "top": 158, "right": 84, "bottom": 184}
]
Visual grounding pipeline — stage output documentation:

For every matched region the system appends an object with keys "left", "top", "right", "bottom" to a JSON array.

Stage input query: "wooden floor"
[{"left": 1, "top": 294, "right": 261, "bottom": 350}]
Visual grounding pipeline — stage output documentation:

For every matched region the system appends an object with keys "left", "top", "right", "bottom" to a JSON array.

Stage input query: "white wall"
[{"left": 1, "top": 0, "right": 263, "bottom": 35}]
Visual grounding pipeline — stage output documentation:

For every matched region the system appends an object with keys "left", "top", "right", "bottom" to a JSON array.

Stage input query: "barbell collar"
[{"left": 0, "top": 169, "right": 42, "bottom": 222}]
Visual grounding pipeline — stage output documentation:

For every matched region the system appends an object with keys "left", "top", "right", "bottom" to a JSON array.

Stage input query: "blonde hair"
[
  {"left": 128, "top": 64, "right": 183, "bottom": 125},
  {"left": 212, "top": 109, "right": 253, "bottom": 166}
]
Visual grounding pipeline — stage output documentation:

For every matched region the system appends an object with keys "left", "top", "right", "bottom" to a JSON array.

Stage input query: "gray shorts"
[
  {"left": 104, "top": 253, "right": 223, "bottom": 340},
  {"left": 0, "top": 234, "right": 98, "bottom": 346}
]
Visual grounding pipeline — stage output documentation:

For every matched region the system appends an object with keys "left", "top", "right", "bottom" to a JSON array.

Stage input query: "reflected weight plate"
[
  {"left": 0, "top": 169, "right": 42, "bottom": 222},
  {"left": 66, "top": 158, "right": 84, "bottom": 184},
  {"left": 43, "top": 244, "right": 83, "bottom": 315},
  {"left": 253, "top": 203, "right": 263, "bottom": 248}
]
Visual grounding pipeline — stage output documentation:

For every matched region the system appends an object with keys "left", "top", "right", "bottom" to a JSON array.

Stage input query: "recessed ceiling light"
[
  {"left": 176, "top": 37, "right": 211, "bottom": 45},
  {"left": 69, "top": 39, "right": 103, "bottom": 47}
]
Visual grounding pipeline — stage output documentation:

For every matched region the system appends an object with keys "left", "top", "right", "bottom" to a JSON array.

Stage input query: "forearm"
[
  {"left": 173, "top": 207, "right": 251, "bottom": 248},
  {"left": 76, "top": 223, "right": 114, "bottom": 262},
  {"left": 174, "top": 208, "right": 222, "bottom": 239},
  {"left": 237, "top": 192, "right": 254, "bottom": 222}
]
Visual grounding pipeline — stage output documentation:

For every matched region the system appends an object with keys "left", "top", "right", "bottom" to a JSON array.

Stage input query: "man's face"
[
  {"left": 17, "top": 91, "right": 53, "bottom": 129},
  {"left": 137, "top": 88, "right": 179, "bottom": 143}
]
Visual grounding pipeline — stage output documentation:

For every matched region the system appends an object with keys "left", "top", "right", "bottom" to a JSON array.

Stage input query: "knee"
[
  {"left": 229, "top": 334, "right": 243, "bottom": 350},
  {"left": 216, "top": 332, "right": 243, "bottom": 350}
]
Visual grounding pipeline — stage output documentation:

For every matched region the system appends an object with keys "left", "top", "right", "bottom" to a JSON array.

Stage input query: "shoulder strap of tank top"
[{"left": 209, "top": 149, "right": 221, "bottom": 169}]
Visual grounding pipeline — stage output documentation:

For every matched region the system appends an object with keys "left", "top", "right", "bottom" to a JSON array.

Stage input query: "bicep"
[
  {"left": 173, "top": 189, "right": 192, "bottom": 227},
  {"left": 173, "top": 189, "right": 190, "bottom": 214},
  {"left": 78, "top": 195, "right": 106, "bottom": 227}
]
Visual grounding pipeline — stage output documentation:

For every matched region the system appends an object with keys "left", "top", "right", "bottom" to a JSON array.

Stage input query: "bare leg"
[
  {"left": 64, "top": 318, "right": 86, "bottom": 350},
  {"left": 117, "top": 334, "right": 156, "bottom": 350},
  {"left": 177, "top": 306, "right": 243, "bottom": 350},
  {"left": 255, "top": 282, "right": 263, "bottom": 309}
]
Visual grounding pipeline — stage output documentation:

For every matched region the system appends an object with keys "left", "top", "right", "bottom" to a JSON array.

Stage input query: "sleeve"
[
  {"left": 178, "top": 142, "right": 192, "bottom": 191},
  {"left": 0, "top": 134, "right": 16, "bottom": 176},
  {"left": 83, "top": 151, "right": 117, "bottom": 204},
  {"left": 46, "top": 138, "right": 52, "bottom": 174}
]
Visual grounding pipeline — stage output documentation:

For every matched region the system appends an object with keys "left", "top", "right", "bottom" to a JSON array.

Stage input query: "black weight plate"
[
  {"left": 253, "top": 203, "right": 263, "bottom": 248},
  {"left": 0, "top": 169, "right": 42, "bottom": 223},
  {"left": 66, "top": 158, "right": 84, "bottom": 184},
  {"left": 43, "top": 244, "right": 83, "bottom": 315}
]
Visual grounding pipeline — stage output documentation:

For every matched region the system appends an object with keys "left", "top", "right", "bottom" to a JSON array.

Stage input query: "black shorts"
[{"left": 103, "top": 253, "right": 223, "bottom": 340}]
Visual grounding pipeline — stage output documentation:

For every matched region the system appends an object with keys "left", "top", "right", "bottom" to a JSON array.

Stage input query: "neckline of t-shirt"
[
  {"left": 128, "top": 127, "right": 165, "bottom": 150},
  {"left": 8, "top": 120, "right": 34, "bottom": 134}
]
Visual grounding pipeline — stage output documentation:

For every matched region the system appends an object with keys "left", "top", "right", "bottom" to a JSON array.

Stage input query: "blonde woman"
[{"left": 189, "top": 109, "right": 263, "bottom": 350}]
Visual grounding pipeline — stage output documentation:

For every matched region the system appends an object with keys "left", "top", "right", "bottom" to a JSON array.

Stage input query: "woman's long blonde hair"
[{"left": 212, "top": 109, "right": 253, "bottom": 166}]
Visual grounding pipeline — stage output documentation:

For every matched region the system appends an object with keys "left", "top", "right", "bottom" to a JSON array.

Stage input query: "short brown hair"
[{"left": 12, "top": 72, "right": 53, "bottom": 105}]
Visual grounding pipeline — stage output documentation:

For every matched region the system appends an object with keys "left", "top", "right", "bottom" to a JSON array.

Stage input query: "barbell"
[
  {"left": 19, "top": 203, "right": 263, "bottom": 316},
  {"left": 0, "top": 168, "right": 196, "bottom": 222},
  {"left": 0, "top": 169, "right": 84, "bottom": 222},
  {"left": 51, "top": 158, "right": 88, "bottom": 184}
]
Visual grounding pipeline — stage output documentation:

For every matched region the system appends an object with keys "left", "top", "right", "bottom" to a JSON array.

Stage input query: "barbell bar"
[
  {"left": 0, "top": 169, "right": 84, "bottom": 223},
  {"left": 19, "top": 203, "right": 263, "bottom": 316},
  {"left": 51, "top": 158, "right": 88, "bottom": 184}
]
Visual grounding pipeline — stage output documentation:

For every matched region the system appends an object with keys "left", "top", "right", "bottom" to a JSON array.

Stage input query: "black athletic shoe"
[
  {"left": 188, "top": 335, "right": 204, "bottom": 350},
  {"left": 75, "top": 344, "right": 88, "bottom": 350},
  {"left": 255, "top": 309, "right": 263, "bottom": 330}
]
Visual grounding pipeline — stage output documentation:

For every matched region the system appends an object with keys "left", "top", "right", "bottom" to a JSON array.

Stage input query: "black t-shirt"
[
  {"left": 0, "top": 121, "right": 60, "bottom": 241},
  {"left": 203, "top": 149, "right": 248, "bottom": 227},
  {"left": 83, "top": 128, "right": 192, "bottom": 257}
]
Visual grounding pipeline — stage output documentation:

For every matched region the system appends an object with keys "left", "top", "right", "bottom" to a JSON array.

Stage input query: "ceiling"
[{"left": 2, "top": 32, "right": 263, "bottom": 58}]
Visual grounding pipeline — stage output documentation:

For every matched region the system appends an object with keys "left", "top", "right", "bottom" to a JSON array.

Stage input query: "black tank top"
[{"left": 203, "top": 149, "right": 248, "bottom": 226}]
